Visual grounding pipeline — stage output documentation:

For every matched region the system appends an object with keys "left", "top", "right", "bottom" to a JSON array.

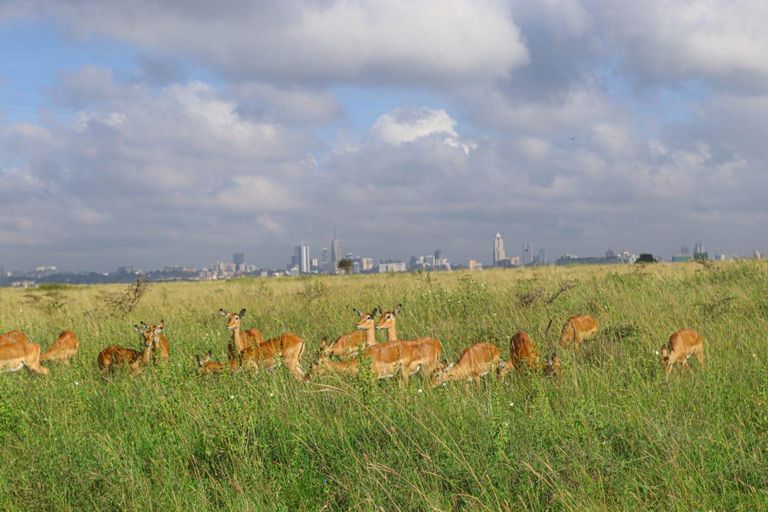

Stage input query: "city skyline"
[{"left": 1, "top": 2, "right": 766, "bottom": 271}]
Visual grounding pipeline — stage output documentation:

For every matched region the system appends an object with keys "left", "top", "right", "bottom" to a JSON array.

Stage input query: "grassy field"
[{"left": 1, "top": 261, "right": 767, "bottom": 510}]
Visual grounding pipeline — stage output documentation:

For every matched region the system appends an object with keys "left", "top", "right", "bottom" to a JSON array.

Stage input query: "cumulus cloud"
[{"left": 368, "top": 106, "right": 476, "bottom": 154}]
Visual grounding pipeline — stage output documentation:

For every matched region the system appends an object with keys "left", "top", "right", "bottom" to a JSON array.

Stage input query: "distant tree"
[
  {"left": 337, "top": 258, "right": 353, "bottom": 275},
  {"left": 636, "top": 253, "right": 658, "bottom": 264}
]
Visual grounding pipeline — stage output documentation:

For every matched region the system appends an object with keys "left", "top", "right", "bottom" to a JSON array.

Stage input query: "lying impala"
[
  {"left": 96, "top": 325, "right": 159, "bottom": 377},
  {"left": 660, "top": 329, "right": 704, "bottom": 380},
  {"left": 194, "top": 350, "right": 224, "bottom": 374},
  {"left": 559, "top": 315, "right": 598, "bottom": 351},
  {"left": 430, "top": 342, "right": 500, "bottom": 387},
  {"left": 0, "top": 330, "right": 29, "bottom": 346},
  {"left": 220, "top": 308, "right": 264, "bottom": 369},
  {"left": 40, "top": 331, "right": 79, "bottom": 366},
  {"left": 141, "top": 320, "right": 169, "bottom": 362},
  {"left": 500, "top": 332, "right": 540, "bottom": 378},
  {"left": 375, "top": 304, "right": 442, "bottom": 376},
  {"left": 308, "top": 339, "right": 417, "bottom": 386},
  {"left": 320, "top": 308, "right": 379, "bottom": 359},
  {"left": 222, "top": 307, "right": 306, "bottom": 380},
  {"left": 542, "top": 353, "right": 562, "bottom": 378},
  {"left": 0, "top": 336, "right": 48, "bottom": 375}
]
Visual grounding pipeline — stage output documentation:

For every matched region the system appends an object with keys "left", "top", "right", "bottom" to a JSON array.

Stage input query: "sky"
[{"left": 0, "top": 0, "right": 767, "bottom": 272}]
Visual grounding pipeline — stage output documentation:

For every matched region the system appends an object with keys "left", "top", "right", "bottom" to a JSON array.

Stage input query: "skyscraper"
[
  {"left": 233, "top": 252, "right": 244, "bottom": 272},
  {"left": 330, "top": 228, "right": 341, "bottom": 272},
  {"left": 300, "top": 243, "right": 311, "bottom": 274},
  {"left": 494, "top": 232, "right": 505, "bottom": 266},
  {"left": 523, "top": 242, "right": 533, "bottom": 265}
]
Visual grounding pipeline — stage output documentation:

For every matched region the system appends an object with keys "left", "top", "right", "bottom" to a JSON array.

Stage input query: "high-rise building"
[
  {"left": 538, "top": 249, "right": 547, "bottom": 266},
  {"left": 300, "top": 243, "right": 311, "bottom": 274},
  {"left": 493, "top": 232, "right": 505, "bottom": 266},
  {"left": 523, "top": 242, "right": 533, "bottom": 265},
  {"left": 330, "top": 228, "right": 341, "bottom": 272},
  {"left": 233, "top": 252, "right": 244, "bottom": 272}
]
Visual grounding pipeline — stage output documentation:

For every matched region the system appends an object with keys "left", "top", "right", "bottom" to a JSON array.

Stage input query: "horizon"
[{"left": 1, "top": 2, "right": 766, "bottom": 271}]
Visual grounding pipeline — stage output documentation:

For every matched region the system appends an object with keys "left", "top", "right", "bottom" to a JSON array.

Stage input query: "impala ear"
[
  {"left": 157, "top": 320, "right": 164, "bottom": 328},
  {"left": 153, "top": 326, "right": 163, "bottom": 335},
  {"left": 220, "top": 309, "right": 229, "bottom": 317},
  {"left": 378, "top": 305, "right": 384, "bottom": 315},
  {"left": 354, "top": 309, "right": 362, "bottom": 317},
  {"left": 195, "top": 354, "right": 203, "bottom": 367},
  {"left": 239, "top": 308, "right": 246, "bottom": 317},
  {"left": 661, "top": 347, "right": 668, "bottom": 357},
  {"left": 140, "top": 321, "right": 150, "bottom": 330},
  {"left": 134, "top": 325, "right": 144, "bottom": 335},
  {"left": 320, "top": 338, "right": 327, "bottom": 350},
  {"left": 393, "top": 304, "right": 402, "bottom": 315},
  {"left": 370, "top": 308, "right": 378, "bottom": 318}
]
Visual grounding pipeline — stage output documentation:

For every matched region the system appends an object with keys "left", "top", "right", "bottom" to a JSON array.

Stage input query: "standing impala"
[
  {"left": 320, "top": 308, "right": 378, "bottom": 359},
  {"left": 375, "top": 304, "right": 442, "bottom": 376},
  {"left": 222, "top": 307, "right": 305, "bottom": 380},
  {"left": 96, "top": 325, "right": 159, "bottom": 377},
  {"left": 40, "top": 331, "right": 79, "bottom": 366},
  {"left": 660, "top": 329, "right": 704, "bottom": 380},
  {"left": 0, "top": 335, "right": 48, "bottom": 375},
  {"left": 559, "top": 315, "right": 598, "bottom": 351},
  {"left": 430, "top": 342, "right": 500, "bottom": 387},
  {"left": 141, "top": 320, "right": 169, "bottom": 362},
  {"left": 220, "top": 309, "right": 264, "bottom": 369},
  {"left": 308, "top": 339, "right": 417, "bottom": 386},
  {"left": 499, "top": 332, "right": 540, "bottom": 378}
]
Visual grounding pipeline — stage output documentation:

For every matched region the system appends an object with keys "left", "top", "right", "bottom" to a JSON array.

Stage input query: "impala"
[
  {"left": 308, "top": 339, "right": 417, "bottom": 386},
  {"left": 430, "top": 342, "right": 500, "bottom": 387},
  {"left": 220, "top": 308, "right": 264, "bottom": 369},
  {"left": 40, "top": 330, "right": 79, "bottom": 366},
  {"left": 194, "top": 350, "right": 224, "bottom": 374},
  {"left": 141, "top": 320, "right": 169, "bottom": 362},
  {"left": 320, "top": 308, "right": 379, "bottom": 359},
  {"left": 0, "top": 336, "right": 48, "bottom": 375},
  {"left": 660, "top": 329, "right": 704, "bottom": 380},
  {"left": 559, "top": 315, "right": 598, "bottom": 351},
  {"left": 542, "top": 353, "right": 562, "bottom": 378},
  {"left": 375, "top": 304, "right": 442, "bottom": 375},
  {"left": 499, "top": 332, "right": 540, "bottom": 378},
  {"left": 96, "top": 325, "right": 159, "bottom": 377},
  {"left": 0, "top": 330, "right": 29, "bottom": 346}
]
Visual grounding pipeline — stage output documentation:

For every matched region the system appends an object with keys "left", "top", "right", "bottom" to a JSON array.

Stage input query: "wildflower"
[
  {"left": 654, "top": 350, "right": 660, "bottom": 356},
  {"left": 230, "top": 395, "right": 235, "bottom": 400},
  {"left": 270, "top": 393, "right": 274, "bottom": 397},
  {"left": 74, "top": 381, "right": 79, "bottom": 386},
  {"left": 509, "top": 402, "right": 514, "bottom": 407},
  {"left": 418, "top": 388, "right": 423, "bottom": 394}
]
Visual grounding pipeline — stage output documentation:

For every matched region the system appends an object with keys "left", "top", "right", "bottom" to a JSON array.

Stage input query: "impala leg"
[{"left": 697, "top": 349, "right": 704, "bottom": 370}]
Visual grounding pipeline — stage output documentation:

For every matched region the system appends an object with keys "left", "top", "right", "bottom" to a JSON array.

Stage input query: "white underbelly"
[{"left": 0, "top": 359, "right": 25, "bottom": 373}]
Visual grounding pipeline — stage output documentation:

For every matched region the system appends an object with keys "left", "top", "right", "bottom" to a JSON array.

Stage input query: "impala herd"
[{"left": 0, "top": 304, "right": 704, "bottom": 384}]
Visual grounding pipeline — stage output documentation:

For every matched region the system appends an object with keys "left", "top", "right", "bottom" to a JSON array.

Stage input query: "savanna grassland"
[{"left": 1, "top": 262, "right": 768, "bottom": 511}]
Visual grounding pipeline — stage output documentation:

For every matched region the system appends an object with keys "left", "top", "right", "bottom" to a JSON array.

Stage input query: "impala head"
[
  {"left": 375, "top": 304, "right": 402, "bottom": 330},
  {"left": 354, "top": 308, "right": 378, "bottom": 331},
  {"left": 660, "top": 346, "right": 674, "bottom": 376},
  {"left": 543, "top": 353, "right": 561, "bottom": 377},
  {"left": 141, "top": 320, "right": 164, "bottom": 345},
  {"left": 429, "top": 362, "right": 454, "bottom": 388},
  {"left": 220, "top": 308, "right": 246, "bottom": 331},
  {"left": 194, "top": 350, "right": 214, "bottom": 369},
  {"left": 134, "top": 324, "right": 162, "bottom": 348}
]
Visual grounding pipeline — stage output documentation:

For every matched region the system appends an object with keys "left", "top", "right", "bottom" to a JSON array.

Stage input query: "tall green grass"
[{"left": 1, "top": 261, "right": 767, "bottom": 510}]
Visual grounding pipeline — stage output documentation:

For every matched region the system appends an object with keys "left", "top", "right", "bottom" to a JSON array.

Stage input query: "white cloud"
[{"left": 369, "top": 106, "right": 476, "bottom": 154}]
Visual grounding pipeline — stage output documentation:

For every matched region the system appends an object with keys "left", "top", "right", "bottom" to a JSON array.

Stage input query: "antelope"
[
  {"left": 96, "top": 325, "right": 159, "bottom": 377},
  {"left": 141, "top": 320, "right": 169, "bottom": 362},
  {"left": 194, "top": 350, "right": 224, "bottom": 374},
  {"left": 499, "top": 332, "right": 540, "bottom": 378},
  {"left": 220, "top": 308, "right": 264, "bottom": 369},
  {"left": 239, "top": 332, "right": 306, "bottom": 380},
  {"left": 559, "top": 315, "right": 598, "bottom": 351},
  {"left": 430, "top": 342, "right": 500, "bottom": 388},
  {"left": 542, "top": 353, "right": 562, "bottom": 378},
  {"left": 375, "top": 304, "right": 442, "bottom": 376},
  {"left": 660, "top": 329, "right": 704, "bottom": 380},
  {"left": 0, "top": 330, "right": 29, "bottom": 346},
  {"left": 308, "top": 339, "right": 417, "bottom": 386},
  {"left": 320, "top": 308, "right": 379, "bottom": 359},
  {"left": 0, "top": 336, "right": 49, "bottom": 375},
  {"left": 40, "top": 331, "right": 79, "bottom": 366}
]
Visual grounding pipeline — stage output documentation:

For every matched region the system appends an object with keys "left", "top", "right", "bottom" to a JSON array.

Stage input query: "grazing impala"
[
  {"left": 0, "top": 336, "right": 48, "bottom": 375},
  {"left": 320, "top": 308, "right": 379, "bottom": 359},
  {"left": 141, "top": 320, "right": 169, "bottom": 362},
  {"left": 40, "top": 331, "right": 79, "bottom": 366},
  {"left": 194, "top": 350, "right": 224, "bottom": 374},
  {"left": 430, "top": 342, "right": 500, "bottom": 387},
  {"left": 661, "top": 329, "right": 704, "bottom": 380},
  {"left": 220, "top": 309, "right": 264, "bottom": 369},
  {"left": 375, "top": 304, "right": 442, "bottom": 375},
  {"left": 308, "top": 339, "right": 417, "bottom": 386},
  {"left": 559, "top": 315, "right": 598, "bottom": 351},
  {"left": 96, "top": 325, "right": 159, "bottom": 377},
  {"left": 499, "top": 332, "right": 540, "bottom": 378},
  {"left": 0, "top": 330, "right": 29, "bottom": 346}
]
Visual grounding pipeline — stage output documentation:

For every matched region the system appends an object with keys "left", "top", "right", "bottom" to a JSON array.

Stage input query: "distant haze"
[{"left": 0, "top": 1, "right": 766, "bottom": 272}]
